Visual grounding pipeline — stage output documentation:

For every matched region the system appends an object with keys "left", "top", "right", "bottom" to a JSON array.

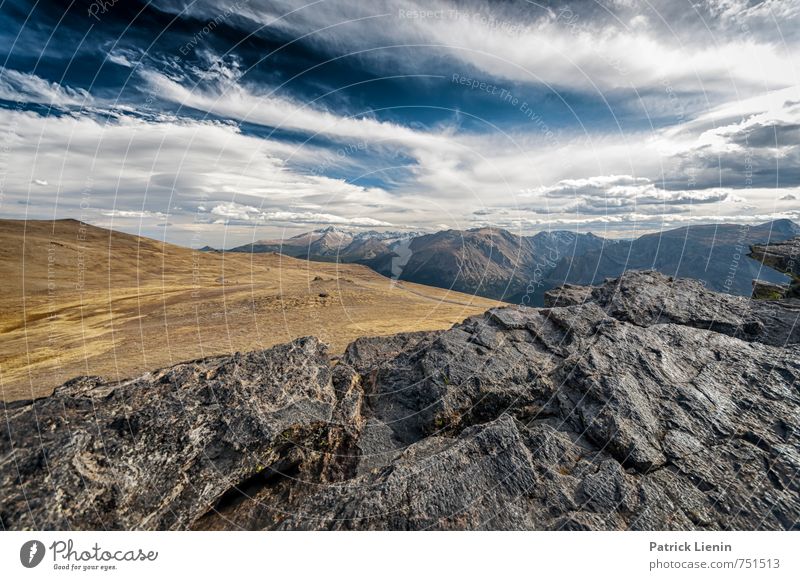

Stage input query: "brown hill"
[{"left": 0, "top": 219, "right": 498, "bottom": 401}]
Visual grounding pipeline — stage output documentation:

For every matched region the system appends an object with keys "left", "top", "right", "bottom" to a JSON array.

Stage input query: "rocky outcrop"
[
  {"left": 750, "top": 237, "right": 800, "bottom": 298},
  {"left": 543, "top": 270, "right": 800, "bottom": 347},
  {"left": 0, "top": 339, "right": 357, "bottom": 530},
  {"left": 2, "top": 272, "right": 799, "bottom": 530}
]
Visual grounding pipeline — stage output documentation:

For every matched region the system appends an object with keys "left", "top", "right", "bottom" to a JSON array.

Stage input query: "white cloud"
[
  {"left": 106, "top": 50, "right": 135, "bottom": 68},
  {"left": 139, "top": 65, "right": 454, "bottom": 157},
  {"left": 0, "top": 68, "right": 92, "bottom": 107},
  {"left": 209, "top": 202, "right": 393, "bottom": 227},
  {"left": 155, "top": 0, "right": 800, "bottom": 95},
  {"left": 101, "top": 209, "right": 167, "bottom": 218},
  {"left": 0, "top": 108, "right": 399, "bottom": 234},
  {"left": 524, "top": 175, "right": 652, "bottom": 198}
]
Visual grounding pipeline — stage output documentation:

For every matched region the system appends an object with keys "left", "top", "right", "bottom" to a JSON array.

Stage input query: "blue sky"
[{"left": 1, "top": 0, "right": 799, "bottom": 245}]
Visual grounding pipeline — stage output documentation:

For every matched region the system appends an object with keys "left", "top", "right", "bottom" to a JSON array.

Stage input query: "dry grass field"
[{"left": 0, "top": 219, "right": 499, "bottom": 402}]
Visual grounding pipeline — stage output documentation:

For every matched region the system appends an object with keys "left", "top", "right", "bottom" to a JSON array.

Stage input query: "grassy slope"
[{"left": 0, "top": 219, "right": 499, "bottom": 401}]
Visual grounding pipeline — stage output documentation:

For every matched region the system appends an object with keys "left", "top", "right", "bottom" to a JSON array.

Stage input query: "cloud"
[
  {"left": 526, "top": 175, "right": 653, "bottom": 198},
  {"left": 153, "top": 0, "right": 800, "bottom": 95},
  {"left": 209, "top": 202, "right": 393, "bottom": 227},
  {"left": 101, "top": 209, "right": 167, "bottom": 219},
  {"left": 0, "top": 107, "right": 398, "bottom": 232},
  {"left": 520, "top": 174, "right": 743, "bottom": 217},
  {"left": 0, "top": 68, "right": 92, "bottom": 107},
  {"left": 106, "top": 50, "right": 136, "bottom": 69},
  {"left": 138, "top": 62, "right": 453, "bottom": 157}
]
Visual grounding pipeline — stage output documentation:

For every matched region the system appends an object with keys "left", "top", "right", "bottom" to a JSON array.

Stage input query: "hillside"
[
  {"left": 0, "top": 219, "right": 499, "bottom": 401},
  {"left": 547, "top": 220, "right": 798, "bottom": 296},
  {"left": 399, "top": 228, "right": 607, "bottom": 302}
]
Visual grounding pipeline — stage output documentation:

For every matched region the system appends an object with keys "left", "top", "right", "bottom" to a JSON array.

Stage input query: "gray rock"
[
  {"left": 2, "top": 271, "right": 799, "bottom": 530},
  {"left": 0, "top": 338, "right": 350, "bottom": 530},
  {"left": 279, "top": 415, "right": 541, "bottom": 530},
  {"left": 545, "top": 270, "right": 800, "bottom": 346}
]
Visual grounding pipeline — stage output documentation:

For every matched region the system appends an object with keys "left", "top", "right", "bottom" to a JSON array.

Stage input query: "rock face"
[
  {"left": 2, "top": 272, "right": 799, "bottom": 530},
  {"left": 750, "top": 238, "right": 800, "bottom": 298},
  {"left": 544, "top": 270, "right": 800, "bottom": 347},
  {"left": 0, "top": 339, "right": 347, "bottom": 530}
]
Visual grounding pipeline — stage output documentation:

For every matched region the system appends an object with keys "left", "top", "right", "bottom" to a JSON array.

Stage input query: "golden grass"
[{"left": 0, "top": 219, "right": 500, "bottom": 401}]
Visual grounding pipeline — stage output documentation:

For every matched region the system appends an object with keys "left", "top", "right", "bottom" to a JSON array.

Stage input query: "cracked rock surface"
[{"left": 2, "top": 271, "right": 799, "bottom": 530}]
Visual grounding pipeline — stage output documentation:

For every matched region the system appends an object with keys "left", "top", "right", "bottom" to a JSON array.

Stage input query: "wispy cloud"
[
  {"left": 0, "top": 68, "right": 92, "bottom": 107},
  {"left": 157, "top": 0, "right": 800, "bottom": 95},
  {"left": 209, "top": 202, "right": 393, "bottom": 227}
]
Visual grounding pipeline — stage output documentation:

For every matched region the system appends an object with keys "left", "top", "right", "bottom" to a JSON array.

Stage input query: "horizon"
[
  {"left": 5, "top": 215, "right": 798, "bottom": 251},
  {"left": 1, "top": 1, "right": 799, "bottom": 246}
]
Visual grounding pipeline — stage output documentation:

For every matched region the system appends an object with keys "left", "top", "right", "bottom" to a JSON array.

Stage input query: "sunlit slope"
[{"left": 0, "top": 219, "right": 499, "bottom": 401}]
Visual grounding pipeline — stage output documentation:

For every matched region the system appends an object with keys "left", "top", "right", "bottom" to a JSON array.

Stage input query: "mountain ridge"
[{"left": 221, "top": 220, "right": 799, "bottom": 305}]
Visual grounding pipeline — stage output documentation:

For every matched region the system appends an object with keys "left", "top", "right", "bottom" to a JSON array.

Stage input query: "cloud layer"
[{"left": 0, "top": 0, "right": 798, "bottom": 244}]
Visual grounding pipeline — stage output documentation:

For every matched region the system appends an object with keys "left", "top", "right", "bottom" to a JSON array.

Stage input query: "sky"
[{"left": 0, "top": 0, "right": 799, "bottom": 247}]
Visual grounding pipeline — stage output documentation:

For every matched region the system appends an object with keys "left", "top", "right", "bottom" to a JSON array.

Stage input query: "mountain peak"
[{"left": 318, "top": 225, "right": 346, "bottom": 234}]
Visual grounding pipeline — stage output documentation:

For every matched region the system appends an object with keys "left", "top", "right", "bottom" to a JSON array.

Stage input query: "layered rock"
[
  {"left": 544, "top": 270, "right": 800, "bottom": 347},
  {"left": 0, "top": 338, "right": 356, "bottom": 530},
  {"left": 2, "top": 272, "right": 799, "bottom": 531}
]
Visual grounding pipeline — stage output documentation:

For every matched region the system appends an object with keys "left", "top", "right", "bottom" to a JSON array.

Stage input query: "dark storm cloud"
[{"left": 730, "top": 122, "right": 800, "bottom": 149}]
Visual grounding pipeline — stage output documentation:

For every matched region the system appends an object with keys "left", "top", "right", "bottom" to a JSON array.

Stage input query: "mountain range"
[
  {"left": 2, "top": 219, "right": 799, "bottom": 530},
  {"left": 223, "top": 220, "right": 799, "bottom": 304}
]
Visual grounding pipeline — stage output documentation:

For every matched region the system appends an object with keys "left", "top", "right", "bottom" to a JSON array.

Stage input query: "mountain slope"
[
  {"left": 0, "top": 219, "right": 499, "bottom": 401},
  {"left": 547, "top": 219, "right": 799, "bottom": 296},
  {"left": 227, "top": 226, "right": 421, "bottom": 270},
  {"left": 398, "top": 228, "right": 607, "bottom": 302}
]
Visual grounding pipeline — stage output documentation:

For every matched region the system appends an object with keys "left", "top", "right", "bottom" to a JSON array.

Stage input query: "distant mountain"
[
  {"left": 546, "top": 219, "right": 800, "bottom": 298},
  {"left": 221, "top": 219, "right": 800, "bottom": 305},
  {"left": 227, "top": 226, "right": 422, "bottom": 269},
  {"left": 397, "top": 228, "right": 607, "bottom": 302}
]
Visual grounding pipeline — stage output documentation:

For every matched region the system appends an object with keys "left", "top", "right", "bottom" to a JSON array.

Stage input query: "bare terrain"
[{"left": 0, "top": 219, "right": 499, "bottom": 402}]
